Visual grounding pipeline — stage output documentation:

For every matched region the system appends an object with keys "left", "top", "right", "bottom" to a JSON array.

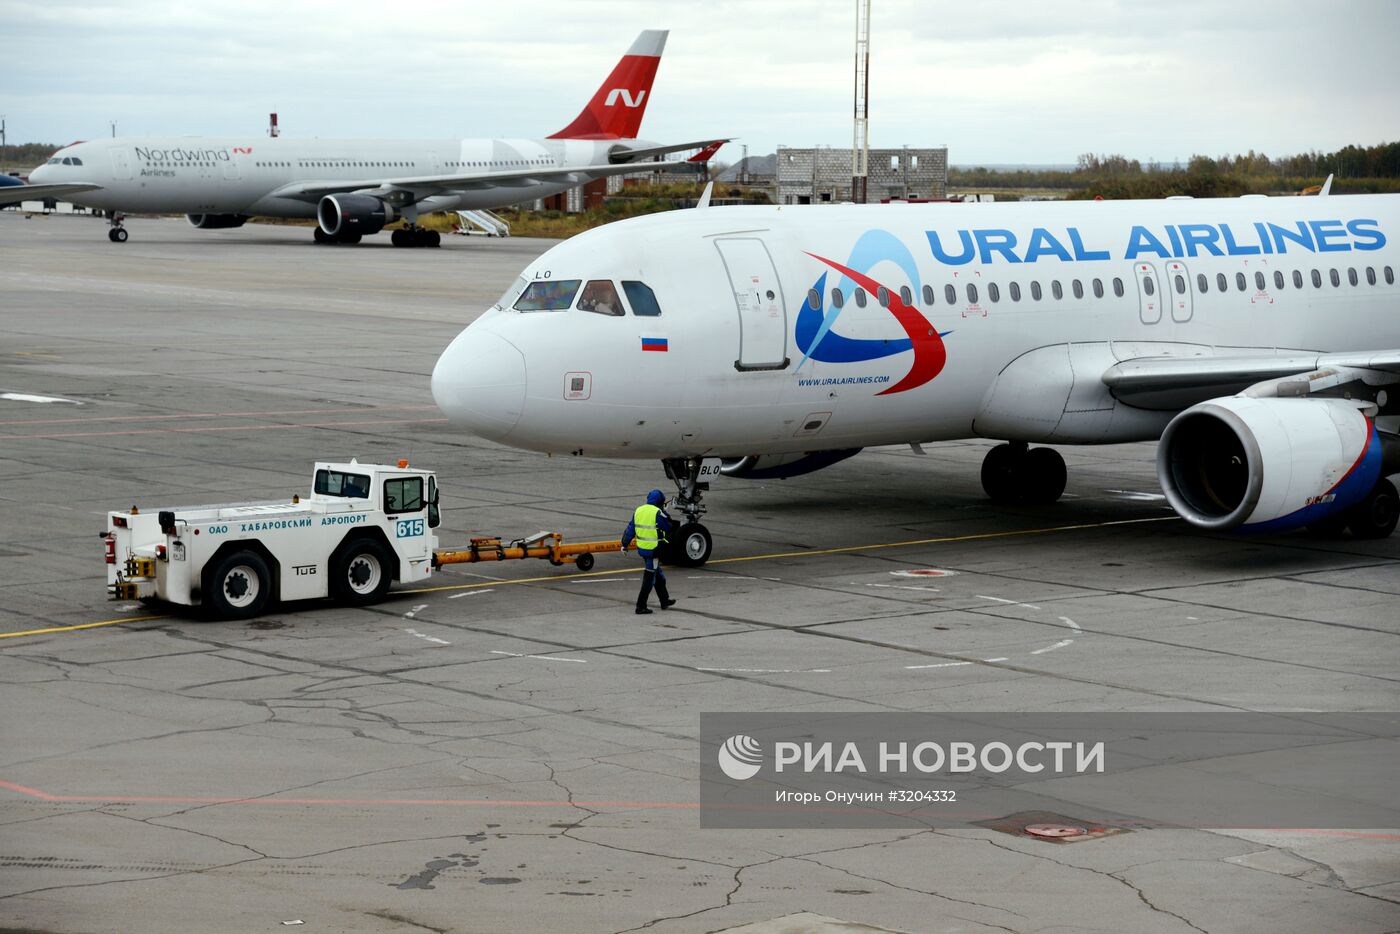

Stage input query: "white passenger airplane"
[
  {"left": 10, "top": 30, "right": 723, "bottom": 247},
  {"left": 431, "top": 193, "right": 1400, "bottom": 563}
]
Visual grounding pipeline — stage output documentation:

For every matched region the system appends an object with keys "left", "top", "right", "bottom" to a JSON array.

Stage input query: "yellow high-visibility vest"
[{"left": 633, "top": 503, "right": 662, "bottom": 551}]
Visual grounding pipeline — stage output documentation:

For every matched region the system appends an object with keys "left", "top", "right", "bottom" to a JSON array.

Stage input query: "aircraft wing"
[
  {"left": 1103, "top": 350, "right": 1400, "bottom": 409},
  {"left": 0, "top": 183, "right": 103, "bottom": 207},
  {"left": 266, "top": 160, "right": 687, "bottom": 204},
  {"left": 607, "top": 138, "right": 730, "bottom": 163}
]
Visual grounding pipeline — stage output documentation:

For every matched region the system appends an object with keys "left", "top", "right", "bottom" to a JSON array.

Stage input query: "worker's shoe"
[
  {"left": 660, "top": 599, "right": 677, "bottom": 609},
  {"left": 635, "top": 607, "right": 653, "bottom": 615}
]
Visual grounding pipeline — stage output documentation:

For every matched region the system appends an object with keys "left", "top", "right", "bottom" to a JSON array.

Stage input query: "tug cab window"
[
  {"left": 513, "top": 279, "right": 580, "bottom": 311},
  {"left": 577, "top": 280, "right": 623, "bottom": 316},
  {"left": 622, "top": 281, "right": 662, "bottom": 316},
  {"left": 383, "top": 476, "right": 424, "bottom": 514},
  {"left": 315, "top": 469, "right": 370, "bottom": 499}
]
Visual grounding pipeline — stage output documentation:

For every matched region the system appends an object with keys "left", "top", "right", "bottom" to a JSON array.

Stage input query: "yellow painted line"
[
  {"left": 403, "top": 515, "right": 1179, "bottom": 595},
  {"left": 0, "top": 614, "right": 168, "bottom": 641}
]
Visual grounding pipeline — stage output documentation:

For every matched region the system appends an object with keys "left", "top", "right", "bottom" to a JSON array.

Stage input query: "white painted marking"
[
  {"left": 404, "top": 628, "right": 451, "bottom": 646},
  {"left": 0, "top": 392, "right": 82, "bottom": 404},
  {"left": 1106, "top": 489, "right": 1167, "bottom": 501},
  {"left": 1031, "top": 639, "right": 1075, "bottom": 655},
  {"left": 1186, "top": 616, "right": 1199, "bottom": 620},
  {"left": 905, "top": 661, "right": 973, "bottom": 670},
  {"left": 892, "top": 569, "right": 958, "bottom": 578},
  {"left": 448, "top": 589, "right": 493, "bottom": 599},
  {"left": 490, "top": 650, "right": 586, "bottom": 663},
  {"left": 1060, "top": 616, "right": 1081, "bottom": 631},
  {"left": 403, "top": 603, "right": 429, "bottom": 619},
  {"left": 863, "top": 583, "right": 941, "bottom": 593},
  {"left": 977, "top": 595, "right": 1017, "bottom": 604},
  {"left": 696, "top": 667, "right": 832, "bottom": 674},
  {"left": 983, "top": 656, "right": 1009, "bottom": 662}
]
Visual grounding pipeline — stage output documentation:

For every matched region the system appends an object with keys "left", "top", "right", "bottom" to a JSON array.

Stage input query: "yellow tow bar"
[{"left": 433, "top": 532, "right": 623, "bottom": 573}]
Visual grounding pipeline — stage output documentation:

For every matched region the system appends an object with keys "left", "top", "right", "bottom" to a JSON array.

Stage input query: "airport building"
[{"left": 776, "top": 144, "right": 948, "bottom": 204}]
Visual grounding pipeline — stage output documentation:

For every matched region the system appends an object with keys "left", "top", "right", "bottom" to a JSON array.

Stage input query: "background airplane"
[
  {"left": 7, "top": 30, "right": 724, "bottom": 246},
  {"left": 432, "top": 194, "right": 1400, "bottom": 564}
]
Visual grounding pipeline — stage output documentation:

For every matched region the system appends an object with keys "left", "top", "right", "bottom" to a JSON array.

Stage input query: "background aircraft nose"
[{"left": 431, "top": 329, "right": 527, "bottom": 440}]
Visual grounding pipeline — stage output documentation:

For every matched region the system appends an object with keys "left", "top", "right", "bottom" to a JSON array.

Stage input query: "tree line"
[{"left": 948, "top": 141, "right": 1400, "bottom": 198}]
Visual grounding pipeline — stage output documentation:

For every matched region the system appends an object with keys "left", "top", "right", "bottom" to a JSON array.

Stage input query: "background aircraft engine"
[
  {"left": 186, "top": 213, "right": 248, "bottom": 229},
  {"left": 317, "top": 194, "right": 396, "bottom": 237},
  {"left": 1156, "top": 396, "right": 1382, "bottom": 532},
  {"left": 720, "top": 449, "right": 862, "bottom": 480}
]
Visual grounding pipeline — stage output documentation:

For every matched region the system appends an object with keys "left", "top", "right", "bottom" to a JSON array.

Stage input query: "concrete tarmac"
[{"left": 1, "top": 213, "right": 1397, "bottom": 933}]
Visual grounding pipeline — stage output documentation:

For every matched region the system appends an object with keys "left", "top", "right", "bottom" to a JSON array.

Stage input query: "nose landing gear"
[
  {"left": 981, "top": 441, "right": 1067, "bottom": 505},
  {"left": 661, "top": 456, "right": 714, "bottom": 567}
]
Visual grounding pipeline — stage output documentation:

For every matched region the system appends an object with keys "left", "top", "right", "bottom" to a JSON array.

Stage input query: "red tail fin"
[{"left": 548, "top": 30, "right": 667, "bottom": 140}]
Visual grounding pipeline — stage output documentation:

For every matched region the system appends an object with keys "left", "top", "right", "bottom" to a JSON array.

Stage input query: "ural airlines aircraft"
[
  {"left": 10, "top": 30, "right": 722, "bottom": 246},
  {"left": 432, "top": 195, "right": 1400, "bottom": 563}
]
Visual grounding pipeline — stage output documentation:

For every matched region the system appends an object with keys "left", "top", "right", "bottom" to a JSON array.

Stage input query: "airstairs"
[{"left": 455, "top": 209, "right": 511, "bottom": 237}]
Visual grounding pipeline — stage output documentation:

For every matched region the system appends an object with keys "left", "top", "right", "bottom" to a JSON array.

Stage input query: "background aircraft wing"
[
  {"left": 1103, "top": 349, "right": 1400, "bottom": 409},
  {"left": 0, "top": 183, "right": 103, "bottom": 207},
  {"left": 267, "top": 160, "right": 687, "bottom": 204}
]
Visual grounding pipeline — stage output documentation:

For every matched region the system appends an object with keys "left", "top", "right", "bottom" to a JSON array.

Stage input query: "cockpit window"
[
  {"left": 494, "top": 276, "right": 527, "bottom": 311},
  {"left": 621, "top": 281, "right": 662, "bottom": 317},
  {"left": 513, "top": 279, "right": 580, "bottom": 312},
  {"left": 577, "top": 280, "right": 624, "bottom": 316},
  {"left": 62, "top": 157, "right": 73, "bottom": 165},
  {"left": 70, "top": 157, "right": 83, "bottom": 166},
  {"left": 47, "top": 157, "right": 61, "bottom": 165}
]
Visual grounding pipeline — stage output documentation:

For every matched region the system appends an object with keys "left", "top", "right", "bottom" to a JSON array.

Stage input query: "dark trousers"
[{"left": 636, "top": 552, "right": 670, "bottom": 610}]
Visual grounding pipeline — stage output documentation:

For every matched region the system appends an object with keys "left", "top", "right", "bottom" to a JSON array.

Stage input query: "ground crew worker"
[{"left": 620, "top": 489, "right": 677, "bottom": 614}]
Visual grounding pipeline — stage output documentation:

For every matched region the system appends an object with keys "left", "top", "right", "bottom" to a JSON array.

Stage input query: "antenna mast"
[{"left": 852, "top": 0, "right": 871, "bottom": 204}]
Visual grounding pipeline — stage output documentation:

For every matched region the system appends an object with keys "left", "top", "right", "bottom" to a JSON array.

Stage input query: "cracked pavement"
[{"left": 1, "top": 215, "right": 1397, "bottom": 933}]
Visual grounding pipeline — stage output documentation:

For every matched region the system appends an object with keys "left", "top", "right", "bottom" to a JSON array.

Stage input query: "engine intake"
[
  {"left": 1157, "top": 396, "right": 1382, "bottom": 532},
  {"left": 318, "top": 194, "right": 396, "bottom": 237},
  {"left": 187, "top": 213, "right": 248, "bottom": 229}
]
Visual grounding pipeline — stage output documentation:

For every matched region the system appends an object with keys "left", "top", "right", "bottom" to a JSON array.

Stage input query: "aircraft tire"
[
  {"left": 1346, "top": 478, "right": 1399, "bottom": 539},
  {"left": 665, "top": 523, "right": 712, "bottom": 568},
  {"left": 1024, "top": 447, "right": 1067, "bottom": 504},
  {"left": 427, "top": 230, "right": 441, "bottom": 248},
  {"left": 391, "top": 229, "right": 407, "bottom": 248},
  {"left": 337, "top": 232, "right": 362, "bottom": 245},
  {"left": 313, "top": 226, "right": 332, "bottom": 244},
  {"left": 110, "top": 227, "right": 128, "bottom": 243},
  {"left": 980, "top": 444, "right": 1019, "bottom": 503}
]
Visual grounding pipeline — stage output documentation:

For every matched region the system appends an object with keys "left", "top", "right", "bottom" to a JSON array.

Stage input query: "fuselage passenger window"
[
  {"left": 807, "top": 288, "right": 821, "bottom": 310},
  {"left": 922, "top": 284, "right": 936, "bottom": 305},
  {"left": 1174, "top": 275, "right": 1186, "bottom": 294},
  {"left": 1092, "top": 278, "right": 1104, "bottom": 299},
  {"left": 1366, "top": 267, "right": 1377, "bottom": 286},
  {"left": 1113, "top": 278, "right": 1125, "bottom": 298},
  {"left": 988, "top": 282, "right": 1000, "bottom": 303},
  {"left": 622, "top": 280, "right": 664, "bottom": 316},
  {"left": 1217, "top": 273, "right": 1228, "bottom": 292},
  {"left": 877, "top": 287, "right": 890, "bottom": 307},
  {"left": 1236, "top": 272, "right": 1247, "bottom": 291},
  {"left": 1255, "top": 272, "right": 1265, "bottom": 291},
  {"left": 899, "top": 286, "right": 913, "bottom": 307},
  {"left": 967, "top": 283, "right": 979, "bottom": 304},
  {"left": 1072, "top": 279, "right": 1084, "bottom": 299},
  {"left": 1197, "top": 274, "right": 1208, "bottom": 293},
  {"left": 854, "top": 288, "right": 868, "bottom": 307},
  {"left": 1031, "top": 281, "right": 1043, "bottom": 301},
  {"left": 1137, "top": 278, "right": 1150, "bottom": 297},
  {"left": 1329, "top": 268, "right": 1340, "bottom": 287},
  {"left": 1386, "top": 266, "right": 1395, "bottom": 285},
  {"left": 1293, "top": 270, "right": 1304, "bottom": 288},
  {"left": 1348, "top": 268, "right": 1359, "bottom": 286},
  {"left": 1010, "top": 281, "right": 1022, "bottom": 302},
  {"left": 1312, "top": 269, "right": 1323, "bottom": 288},
  {"left": 1052, "top": 280, "right": 1064, "bottom": 300},
  {"left": 945, "top": 284, "right": 957, "bottom": 304},
  {"left": 1274, "top": 271, "right": 1285, "bottom": 289},
  {"left": 831, "top": 288, "right": 845, "bottom": 309}
]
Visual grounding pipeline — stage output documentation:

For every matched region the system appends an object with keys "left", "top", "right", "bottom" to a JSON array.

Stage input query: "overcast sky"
[{"left": 2, "top": 0, "right": 1397, "bottom": 166}]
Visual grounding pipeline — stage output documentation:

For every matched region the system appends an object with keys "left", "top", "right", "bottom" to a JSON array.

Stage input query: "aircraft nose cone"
[{"left": 431, "top": 328, "right": 527, "bottom": 440}]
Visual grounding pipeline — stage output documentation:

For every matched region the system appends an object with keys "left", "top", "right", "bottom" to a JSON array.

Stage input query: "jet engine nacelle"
[
  {"left": 187, "top": 213, "right": 248, "bottom": 229},
  {"left": 720, "top": 449, "right": 862, "bottom": 480},
  {"left": 317, "top": 194, "right": 396, "bottom": 237},
  {"left": 1157, "top": 396, "right": 1382, "bottom": 532}
]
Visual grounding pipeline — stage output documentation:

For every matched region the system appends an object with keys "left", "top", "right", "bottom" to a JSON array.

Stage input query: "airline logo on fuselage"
[
  {"left": 134, "top": 145, "right": 232, "bottom": 163},
  {"left": 925, "top": 219, "right": 1386, "bottom": 265},
  {"left": 605, "top": 88, "right": 647, "bottom": 108}
]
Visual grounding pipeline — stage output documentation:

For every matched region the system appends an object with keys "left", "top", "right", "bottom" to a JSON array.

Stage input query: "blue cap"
[{"left": 647, "top": 489, "right": 666, "bottom": 506}]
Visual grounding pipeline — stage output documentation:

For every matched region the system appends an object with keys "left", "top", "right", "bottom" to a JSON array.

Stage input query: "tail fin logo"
[{"left": 605, "top": 88, "right": 647, "bottom": 108}]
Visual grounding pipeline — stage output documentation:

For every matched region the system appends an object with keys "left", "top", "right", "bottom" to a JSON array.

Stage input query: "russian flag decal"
[{"left": 641, "top": 337, "right": 668, "bottom": 352}]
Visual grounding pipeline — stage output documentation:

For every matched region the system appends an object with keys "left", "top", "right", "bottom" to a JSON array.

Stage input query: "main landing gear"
[
  {"left": 312, "top": 226, "right": 361, "bottom": 246},
  {"left": 980, "top": 441, "right": 1067, "bottom": 505},
  {"left": 660, "top": 457, "right": 715, "bottom": 567},
  {"left": 391, "top": 226, "right": 441, "bottom": 248},
  {"left": 106, "top": 212, "right": 128, "bottom": 243}
]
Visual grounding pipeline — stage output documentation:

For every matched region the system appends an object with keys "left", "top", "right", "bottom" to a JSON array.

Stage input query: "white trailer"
[{"left": 106, "top": 460, "right": 441, "bottom": 619}]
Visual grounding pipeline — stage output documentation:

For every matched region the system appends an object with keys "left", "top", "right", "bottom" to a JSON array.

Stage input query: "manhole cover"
[
  {"left": 1025, "top": 823, "right": 1086, "bottom": 838},
  {"left": 891, "top": 569, "right": 959, "bottom": 578}
]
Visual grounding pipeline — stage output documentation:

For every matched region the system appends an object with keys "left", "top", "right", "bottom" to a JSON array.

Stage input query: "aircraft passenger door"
[
  {"left": 1133, "top": 262, "right": 1162, "bottom": 325},
  {"left": 1164, "top": 260, "right": 1193, "bottom": 323},
  {"left": 110, "top": 149, "right": 132, "bottom": 180},
  {"left": 715, "top": 237, "right": 789, "bottom": 371}
]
